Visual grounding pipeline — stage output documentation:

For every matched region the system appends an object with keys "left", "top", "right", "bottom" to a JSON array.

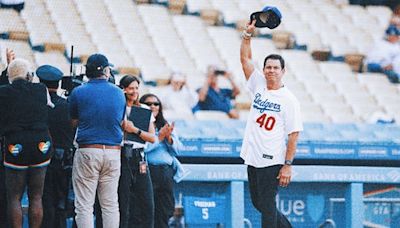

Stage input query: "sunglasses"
[{"left": 144, "top": 102, "right": 160, "bottom": 107}]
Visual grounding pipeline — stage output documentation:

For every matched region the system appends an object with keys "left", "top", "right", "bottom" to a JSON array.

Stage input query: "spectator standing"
[
  {"left": 36, "top": 65, "right": 76, "bottom": 228},
  {"left": 240, "top": 20, "right": 303, "bottom": 228},
  {"left": 139, "top": 93, "right": 186, "bottom": 228},
  {"left": 195, "top": 65, "right": 241, "bottom": 119},
  {"left": 0, "top": 58, "right": 52, "bottom": 228},
  {"left": 118, "top": 75, "right": 157, "bottom": 228},
  {"left": 68, "top": 54, "right": 125, "bottom": 228}
]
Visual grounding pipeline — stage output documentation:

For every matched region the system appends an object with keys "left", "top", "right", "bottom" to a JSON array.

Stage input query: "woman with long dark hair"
[
  {"left": 118, "top": 75, "right": 157, "bottom": 228},
  {"left": 139, "top": 93, "right": 186, "bottom": 228}
]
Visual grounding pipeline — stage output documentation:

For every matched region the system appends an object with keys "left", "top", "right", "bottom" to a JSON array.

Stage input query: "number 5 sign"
[{"left": 183, "top": 196, "right": 226, "bottom": 225}]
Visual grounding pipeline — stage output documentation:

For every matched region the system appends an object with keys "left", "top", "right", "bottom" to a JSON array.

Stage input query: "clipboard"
[{"left": 126, "top": 105, "right": 152, "bottom": 143}]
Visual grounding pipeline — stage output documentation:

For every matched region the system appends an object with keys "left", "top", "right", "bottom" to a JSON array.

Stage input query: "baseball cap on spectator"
[
  {"left": 85, "top": 53, "right": 113, "bottom": 77},
  {"left": 386, "top": 25, "right": 400, "bottom": 36},
  {"left": 7, "top": 58, "right": 32, "bottom": 83},
  {"left": 36, "top": 65, "right": 63, "bottom": 89}
]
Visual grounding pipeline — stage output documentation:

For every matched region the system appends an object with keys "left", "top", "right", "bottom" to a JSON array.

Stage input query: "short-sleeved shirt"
[
  {"left": 196, "top": 87, "right": 233, "bottom": 113},
  {"left": 240, "top": 70, "right": 303, "bottom": 168},
  {"left": 68, "top": 79, "right": 125, "bottom": 146}
]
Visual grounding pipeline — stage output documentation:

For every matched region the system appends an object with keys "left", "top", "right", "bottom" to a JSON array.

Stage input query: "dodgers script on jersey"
[{"left": 240, "top": 69, "right": 303, "bottom": 168}]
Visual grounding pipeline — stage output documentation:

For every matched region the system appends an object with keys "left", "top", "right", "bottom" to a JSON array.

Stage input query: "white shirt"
[
  {"left": 157, "top": 85, "right": 198, "bottom": 115},
  {"left": 240, "top": 70, "right": 303, "bottom": 168},
  {"left": 365, "top": 39, "right": 400, "bottom": 67},
  {"left": 392, "top": 54, "right": 400, "bottom": 75}
]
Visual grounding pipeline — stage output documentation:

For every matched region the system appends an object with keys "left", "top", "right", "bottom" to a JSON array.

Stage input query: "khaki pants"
[{"left": 72, "top": 148, "right": 121, "bottom": 228}]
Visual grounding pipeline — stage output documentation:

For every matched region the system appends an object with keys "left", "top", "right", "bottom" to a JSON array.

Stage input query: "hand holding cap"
[{"left": 250, "top": 6, "right": 282, "bottom": 29}]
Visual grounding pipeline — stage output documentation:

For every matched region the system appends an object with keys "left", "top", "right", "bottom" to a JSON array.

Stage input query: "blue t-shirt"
[
  {"left": 196, "top": 87, "right": 233, "bottom": 113},
  {"left": 68, "top": 79, "right": 126, "bottom": 146}
]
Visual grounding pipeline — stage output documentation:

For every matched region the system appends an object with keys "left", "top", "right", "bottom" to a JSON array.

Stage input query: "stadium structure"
[{"left": 0, "top": 0, "right": 399, "bottom": 227}]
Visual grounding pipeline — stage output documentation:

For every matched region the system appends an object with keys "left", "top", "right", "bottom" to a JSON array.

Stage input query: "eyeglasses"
[{"left": 144, "top": 102, "right": 160, "bottom": 107}]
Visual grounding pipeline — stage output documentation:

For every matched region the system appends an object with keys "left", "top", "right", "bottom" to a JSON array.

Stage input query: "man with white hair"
[{"left": 0, "top": 58, "right": 52, "bottom": 228}]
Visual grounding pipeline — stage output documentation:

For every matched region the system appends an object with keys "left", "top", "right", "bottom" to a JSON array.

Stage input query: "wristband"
[
  {"left": 137, "top": 129, "right": 142, "bottom": 136},
  {"left": 241, "top": 30, "right": 252, "bottom": 40},
  {"left": 284, "top": 160, "right": 292, "bottom": 165}
]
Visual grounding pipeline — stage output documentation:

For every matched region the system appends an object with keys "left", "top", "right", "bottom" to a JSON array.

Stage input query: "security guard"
[{"left": 36, "top": 65, "right": 76, "bottom": 228}]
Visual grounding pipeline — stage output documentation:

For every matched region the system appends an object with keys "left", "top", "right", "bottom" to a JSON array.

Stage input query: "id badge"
[{"left": 139, "top": 160, "right": 147, "bottom": 174}]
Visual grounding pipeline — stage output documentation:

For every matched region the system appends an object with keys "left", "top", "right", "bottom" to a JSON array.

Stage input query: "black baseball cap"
[
  {"left": 250, "top": 6, "right": 282, "bottom": 29},
  {"left": 86, "top": 53, "right": 114, "bottom": 71}
]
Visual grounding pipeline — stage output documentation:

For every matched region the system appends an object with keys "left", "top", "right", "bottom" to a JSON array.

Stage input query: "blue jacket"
[{"left": 146, "top": 132, "right": 188, "bottom": 183}]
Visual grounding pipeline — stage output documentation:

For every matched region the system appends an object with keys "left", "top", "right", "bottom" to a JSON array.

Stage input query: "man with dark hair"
[
  {"left": 240, "top": 20, "right": 303, "bottom": 228},
  {"left": 68, "top": 54, "right": 125, "bottom": 228},
  {"left": 36, "top": 65, "right": 76, "bottom": 228}
]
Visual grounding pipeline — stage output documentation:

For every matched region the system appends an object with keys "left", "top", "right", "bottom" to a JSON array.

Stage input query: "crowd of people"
[
  {"left": 0, "top": 26, "right": 303, "bottom": 227},
  {"left": 0, "top": 51, "right": 187, "bottom": 228}
]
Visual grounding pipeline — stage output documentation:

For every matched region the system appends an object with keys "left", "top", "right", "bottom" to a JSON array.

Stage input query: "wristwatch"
[
  {"left": 136, "top": 129, "right": 142, "bottom": 136},
  {"left": 284, "top": 160, "right": 292, "bottom": 166}
]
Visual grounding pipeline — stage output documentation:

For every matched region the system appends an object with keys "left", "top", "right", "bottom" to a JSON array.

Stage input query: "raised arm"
[{"left": 240, "top": 20, "right": 256, "bottom": 80}]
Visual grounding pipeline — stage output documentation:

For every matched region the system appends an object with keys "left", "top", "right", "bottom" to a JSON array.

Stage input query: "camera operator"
[
  {"left": 36, "top": 65, "right": 76, "bottom": 228},
  {"left": 68, "top": 53, "right": 125, "bottom": 228},
  {"left": 0, "top": 58, "right": 52, "bottom": 228},
  {"left": 195, "top": 65, "right": 241, "bottom": 119}
]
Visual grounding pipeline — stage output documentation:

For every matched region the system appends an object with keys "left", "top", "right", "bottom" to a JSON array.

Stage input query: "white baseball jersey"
[{"left": 240, "top": 69, "right": 303, "bottom": 168}]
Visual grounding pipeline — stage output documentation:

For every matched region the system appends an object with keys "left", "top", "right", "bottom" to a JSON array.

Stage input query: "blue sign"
[
  {"left": 178, "top": 139, "right": 400, "bottom": 161},
  {"left": 183, "top": 196, "right": 225, "bottom": 225}
]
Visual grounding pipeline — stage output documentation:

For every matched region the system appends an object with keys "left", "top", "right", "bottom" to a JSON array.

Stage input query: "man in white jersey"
[{"left": 240, "top": 20, "right": 303, "bottom": 228}]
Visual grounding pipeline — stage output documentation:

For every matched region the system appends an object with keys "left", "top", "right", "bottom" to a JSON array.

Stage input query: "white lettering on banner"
[
  {"left": 202, "top": 144, "right": 231, "bottom": 153},
  {"left": 276, "top": 195, "right": 306, "bottom": 222},
  {"left": 387, "top": 170, "right": 400, "bottom": 182},
  {"left": 296, "top": 147, "right": 311, "bottom": 154},
  {"left": 194, "top": 201, "right": 216, "bottom": 208},
  {"left": 314, "top": 148, "right": 355, "bottom": 154},
  {"left": 359, "top": 148, "right": 387, "bottom": 155},
  {"left": 313, "top": 173, "right": 386, "bottom": 182},
  {"left": 182, "top": 145, "right": 198, "bottom": 151},
  {"left": 372, "top": 203, "right": 391, "bottom": 215},
  {"left": 392, "top": 149, "right": 400, "bottom": 155},
  {"left": 207, "top": 171, "right": 247, "bottom": 180}
]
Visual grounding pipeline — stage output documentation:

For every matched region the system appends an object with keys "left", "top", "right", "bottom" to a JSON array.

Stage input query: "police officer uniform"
[{"left": 37, "top": 65, "right": 76, "bottom": 228}]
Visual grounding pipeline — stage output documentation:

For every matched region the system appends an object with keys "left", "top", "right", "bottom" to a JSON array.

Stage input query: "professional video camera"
[{"left": 61, "top": 46, "right": 84, "bottom": 96}]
